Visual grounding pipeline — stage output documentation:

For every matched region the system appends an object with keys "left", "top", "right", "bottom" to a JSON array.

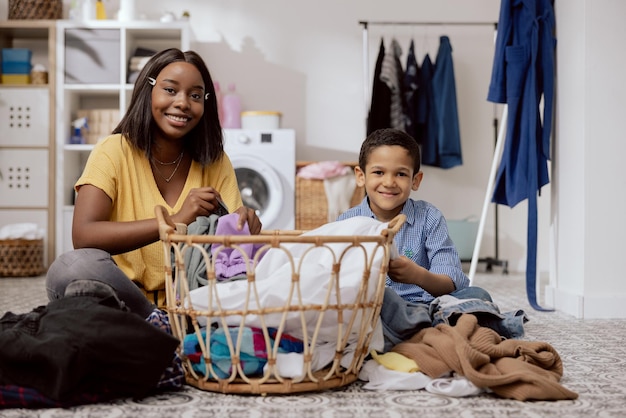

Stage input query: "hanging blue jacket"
[
  {"left": 420, "top": 54, "right": 437, "bottom": 165},
  {"left": 431, "top": 36, "right": 463, "bottom": 169},
  {"left": 422, "top": 37, "right": 463, "bottom": 169},
  {"left": 487, "top": 0, "right": 556, "bottom": 311},
  {"left": 488, "top": 0, "right": 555, "bottom": 207}
]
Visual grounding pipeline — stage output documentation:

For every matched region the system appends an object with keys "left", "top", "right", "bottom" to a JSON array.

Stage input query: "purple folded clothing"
[{"left": 210, "top": 213, "right": 265, "bottom": 279}]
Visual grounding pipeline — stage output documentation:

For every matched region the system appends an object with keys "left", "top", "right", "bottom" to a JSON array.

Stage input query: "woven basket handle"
[
  {"left": 155, "top": 205, "right": 177, "bottom": 240},
  {"left": 382, "top": 214, "right": 406, "bottom": 243}
]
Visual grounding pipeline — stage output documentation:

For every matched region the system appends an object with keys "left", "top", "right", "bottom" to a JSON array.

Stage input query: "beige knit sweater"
[{"left": 392, "top": 314, "right": 578, "bottom": 401}]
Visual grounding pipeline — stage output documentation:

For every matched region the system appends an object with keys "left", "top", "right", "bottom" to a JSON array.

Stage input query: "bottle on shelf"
[
  {"left": 213, "top": 81, "right": 224, "bottom": 125},
  {"left": 222, "top": 83, "right": 242, "bottom": 129},
  {"left": 81, "top": 0, "right": 96, "bottom": 20},
  {"left": 70, "top": 117, "right": 88, "bottom": 144},
  {"left": 96, "top": 0, "right": 107, "bottom": 19},
  {"left": 118, "top": 0, "right": 136, "bottom": 21}
]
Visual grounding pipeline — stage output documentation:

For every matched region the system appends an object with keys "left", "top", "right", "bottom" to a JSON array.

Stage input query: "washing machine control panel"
[
  {"left": 235, "top": 133, "right": 252, "bottom": 145},
  {"left": 232, "top": 132, "right": 277, "bottom": 146}
]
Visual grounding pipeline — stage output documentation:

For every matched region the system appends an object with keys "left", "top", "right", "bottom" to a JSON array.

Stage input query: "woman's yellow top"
[{"left": 76, "top": 134, "right": 243, "bottom": 307}]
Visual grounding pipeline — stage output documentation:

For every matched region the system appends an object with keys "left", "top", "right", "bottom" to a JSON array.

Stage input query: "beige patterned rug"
[{"left": 1, "top": 270, "right": 625, "bottom": 418}]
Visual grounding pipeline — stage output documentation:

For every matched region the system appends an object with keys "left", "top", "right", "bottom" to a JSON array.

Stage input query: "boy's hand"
[
  {"left": 388, "top": 256, "right": 422, "bottom": 285},
  {"left": 389, "top": 256, "right": 456, "bottom": 296}
]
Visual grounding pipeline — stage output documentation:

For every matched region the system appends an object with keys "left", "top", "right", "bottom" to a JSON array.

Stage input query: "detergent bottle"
[
  {"left": 222, "top": 83, "right": 242, "bottom": 129},
  {"left": 70, "top": 117, "right": 88, "bottom": 144},
  {"left": 213, "top": 81, "right": 224, "bottom": 125},
  {"left": 96, "top": 0, "right": 107, "bottom": 19}
]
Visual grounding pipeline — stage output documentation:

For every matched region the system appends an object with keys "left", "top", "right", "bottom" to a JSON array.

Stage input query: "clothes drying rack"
[{"left": 358, "top": 20, "right": 508, "bottom": 282}]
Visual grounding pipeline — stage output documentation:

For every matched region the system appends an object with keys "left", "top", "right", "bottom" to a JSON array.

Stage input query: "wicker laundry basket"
[
  {"left": 0, "top": 238, "right": 45, "bottom": 277},
  {"left": 155, "top": 205, "right": 404, "bottom": 394},
  {"left": 296, "top": 162, "right": 365, "bottom": 230}
]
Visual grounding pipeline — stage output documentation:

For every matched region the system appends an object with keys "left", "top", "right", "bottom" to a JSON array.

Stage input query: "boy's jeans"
[{"left": 379, "top": 286, "right": 494, "bottom": 351}]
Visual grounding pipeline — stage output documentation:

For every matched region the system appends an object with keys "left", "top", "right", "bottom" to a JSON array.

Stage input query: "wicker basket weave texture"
[
  {"left": 295, "top": 162, "right": 365, "bottom": 230},
  {"left": 8, "top": 0, "right": 62, "bottom": 20},
  {"left": 0, "top": 239, "right": 45, "bottom": 277}
]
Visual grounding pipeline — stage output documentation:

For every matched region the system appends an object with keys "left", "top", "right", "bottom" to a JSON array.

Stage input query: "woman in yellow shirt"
[{"left": 46, "top": 48, "right": 261, "bottom": 317}]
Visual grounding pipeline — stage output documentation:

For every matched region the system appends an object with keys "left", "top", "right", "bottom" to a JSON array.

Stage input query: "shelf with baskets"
[
  {"left": 0, "top": 20, "right": 56, "bottom": 272},
  {"left": 54, "top": 20, "right": 190, "bottom": 257}
]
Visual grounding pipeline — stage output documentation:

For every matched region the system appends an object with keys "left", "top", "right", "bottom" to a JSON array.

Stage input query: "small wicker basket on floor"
[
  {"left": 0, "top": 239, "right": 45, "bottom": 277},
  {"left": 295, "top": 162, "right": 365, "bottom": 230},
  {"left": 156, "top": 205, "right": 404, "bottom": 394}
]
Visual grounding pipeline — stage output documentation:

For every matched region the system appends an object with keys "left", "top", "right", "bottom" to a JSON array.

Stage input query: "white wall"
[
  {"left": 548, "top": 0, "right": 626, "bottom": 318},
  {"left": 129, "top": 0, "right": 545, "bottom": 274},
  {"left": 0, "top": 0, "right": 551, "bottom": 274}
]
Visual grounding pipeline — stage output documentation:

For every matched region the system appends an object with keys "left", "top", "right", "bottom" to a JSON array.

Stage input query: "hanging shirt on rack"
[
  {"left": 403, "top": 40, "right": 422, "bottom": 143},
  {"left": 367, "top": 38, "right": 391, "bottom": 135},
  {"left": 380, "top": 38, "right": 405, "bottom": 131},
  {"left": 420, "top": 53, "right": 438, "bottom": 166},
  {"left": 431, "top": 35, "right": 463, "bottom": 169}
]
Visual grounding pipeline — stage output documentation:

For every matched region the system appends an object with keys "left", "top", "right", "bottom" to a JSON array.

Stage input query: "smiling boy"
[{"left": 338, "top": 128, "right": 492, "bottom": 350}]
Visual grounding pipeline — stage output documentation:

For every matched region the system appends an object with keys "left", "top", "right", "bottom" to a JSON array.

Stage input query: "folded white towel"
[
  {"left": 323, "top": 172, "right": 357, "bottom": 222},
  {"left": 0, "top": 223, "right": 44, "bottom": 240}
]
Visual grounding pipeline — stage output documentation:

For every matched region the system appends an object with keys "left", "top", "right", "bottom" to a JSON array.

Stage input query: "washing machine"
[{"left": 223, "top": 129, "right": 296, "bottom": 230}]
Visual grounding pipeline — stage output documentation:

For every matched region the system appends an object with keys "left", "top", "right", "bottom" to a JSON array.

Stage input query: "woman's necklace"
[
  {"left": 153, "top": 151, "right": 184, "bottom": 165},
  {"left": 152, "top": 151, "right": 184, "bottom": 183}
]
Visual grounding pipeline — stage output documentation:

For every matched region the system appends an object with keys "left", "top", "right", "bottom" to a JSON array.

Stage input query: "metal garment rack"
[{"left": 359, "top": 20, "right": 508, "bottom": 281}]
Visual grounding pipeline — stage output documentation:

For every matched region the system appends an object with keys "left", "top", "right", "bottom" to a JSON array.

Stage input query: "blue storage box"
[
  {"left": 2, "top": 48, "right": 32, "bottom": 63},
  {"left": 447, "top": 218, "right": 479, "bottom": 261},
  {"left": 2, "top": 61, "right": 32, "bottom": 74}
]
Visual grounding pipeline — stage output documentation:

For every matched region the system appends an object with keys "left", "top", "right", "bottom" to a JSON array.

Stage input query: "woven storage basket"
[
  {"left": 0, "top": 239, "right": 45, "bottom": 277},
  {"left": 8, "top": 0, "right": 62, "bottom": 19},
  {"left": 296, "top": 162, "right": 365, "bottom": 230},
  {"left": 156, "top": 205, "right": 404, "bottom": 395}
]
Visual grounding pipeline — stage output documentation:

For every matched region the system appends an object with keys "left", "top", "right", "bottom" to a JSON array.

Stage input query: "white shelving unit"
[
  {"left": 55, "top": 20, "right": 190, "bottom": 257},
  {"left": 0, "top": 20, "right": 56, "bottom": 268}
]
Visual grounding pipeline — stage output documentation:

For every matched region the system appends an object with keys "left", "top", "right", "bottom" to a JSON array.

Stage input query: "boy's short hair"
[{"left": 358, "top": 128, "right": 421, "bottom": 173}]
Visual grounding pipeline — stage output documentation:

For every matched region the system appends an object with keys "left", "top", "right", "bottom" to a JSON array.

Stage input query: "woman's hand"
[
  {"left": 173, "top": 187, "right": 226, "bottom": 225},
  {"left": 234, "top": 206, "right": 262, "bottom": 234}
]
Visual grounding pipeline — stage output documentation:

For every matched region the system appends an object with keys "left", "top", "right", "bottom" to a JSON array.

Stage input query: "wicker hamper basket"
[
  {"left": 156, "top": 205, "right": 404, "bottom": 394},
  {"left": 0, "top": 239, "right": 45, "bottom": 277},
  {"left": 296, "top": 162, "right": 365, "bottom": 230},
  {"left": 8, "top": 0, "right": 62, "bottom": 20}
]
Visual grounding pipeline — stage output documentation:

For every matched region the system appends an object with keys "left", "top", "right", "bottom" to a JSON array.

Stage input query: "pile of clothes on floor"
[{"left": 0, "top": 292, "right": 183, "bottom": 408}]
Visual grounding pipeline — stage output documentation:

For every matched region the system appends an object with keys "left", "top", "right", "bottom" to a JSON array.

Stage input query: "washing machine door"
[{"left": 230, "top": 155, "right": 284, "bottom": 230}]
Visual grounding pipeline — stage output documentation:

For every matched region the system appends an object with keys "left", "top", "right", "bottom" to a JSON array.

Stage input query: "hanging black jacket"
[{"left": 367, "top": 38, "right": 391, "bottom": 135}]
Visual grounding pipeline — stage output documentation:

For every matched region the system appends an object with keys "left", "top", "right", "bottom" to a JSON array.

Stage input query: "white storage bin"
[
  {"left": 0, "top": 88, "right": 49, "bottom": 147},
  {"left": 0, "top": 149, "right": 48, "bottom": 207}
]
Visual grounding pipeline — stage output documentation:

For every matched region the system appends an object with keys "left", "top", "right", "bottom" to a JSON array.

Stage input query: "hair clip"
[
  {"left": 148, "top": 77, "right": 156, "bottom": 86},
  {"left": 205, "top": 92, "right": 210, "bottom": 100}
]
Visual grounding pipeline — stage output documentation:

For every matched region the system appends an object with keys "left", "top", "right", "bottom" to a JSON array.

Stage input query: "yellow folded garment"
[{"left": 371, "top": 350, "right": 419, "bottom": 373}]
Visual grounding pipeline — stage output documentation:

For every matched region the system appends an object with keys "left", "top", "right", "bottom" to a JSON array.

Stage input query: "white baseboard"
[{"left": 545, "top": 285, "right": 626, "bottom": 318}]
